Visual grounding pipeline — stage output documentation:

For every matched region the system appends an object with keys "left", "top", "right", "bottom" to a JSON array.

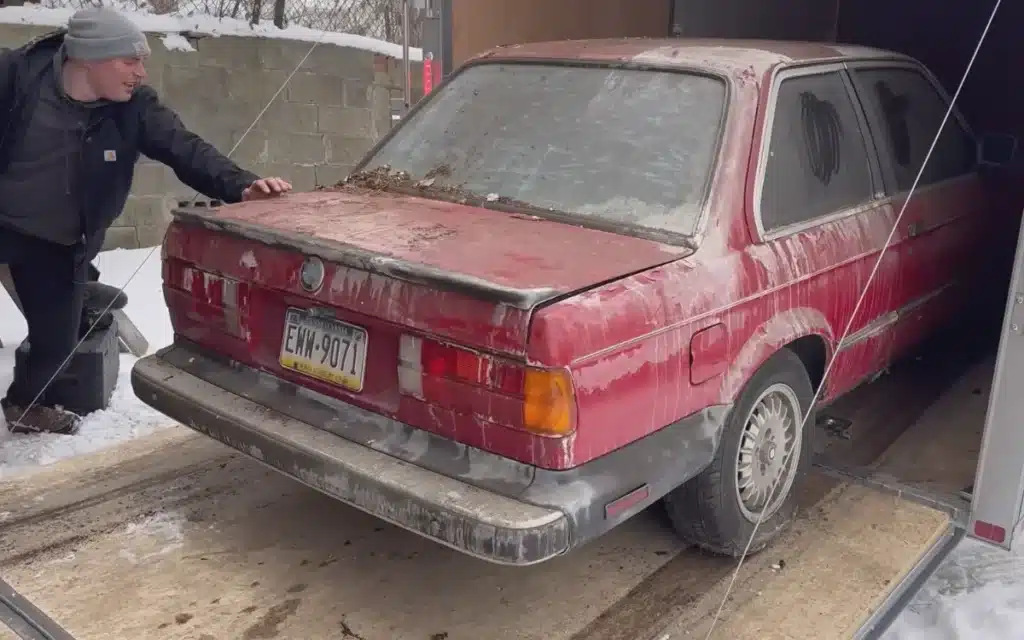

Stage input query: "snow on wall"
[{"left": 0, "top": 3, "right": 424, "bottom": 61}]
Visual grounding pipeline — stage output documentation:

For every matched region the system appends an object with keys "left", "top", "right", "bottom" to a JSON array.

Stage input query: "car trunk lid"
[
  {"left": 166, "top": 188, "right": 691, "bottom": 356},
  {"left": 186, "top": 188, "right": 689, "bottom": 303}
]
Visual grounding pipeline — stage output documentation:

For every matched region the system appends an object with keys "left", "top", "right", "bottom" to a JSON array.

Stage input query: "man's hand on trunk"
[{"left": 241, "top": 177, "right": 293, "bottom": 201}]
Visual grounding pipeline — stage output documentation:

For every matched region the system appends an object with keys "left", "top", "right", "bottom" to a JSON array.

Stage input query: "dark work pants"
[{"left": 0, "top": 226, "right": 86, "bottom": 409}]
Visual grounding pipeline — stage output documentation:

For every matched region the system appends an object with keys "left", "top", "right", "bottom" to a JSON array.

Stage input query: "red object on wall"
[{"left": 423, "top": 54, "right": 434, "bottom": 95}]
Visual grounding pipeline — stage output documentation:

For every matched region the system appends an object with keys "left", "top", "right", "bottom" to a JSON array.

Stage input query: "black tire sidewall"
[{"left": 712, "top": 348, "right": 815, "bottom": 552}]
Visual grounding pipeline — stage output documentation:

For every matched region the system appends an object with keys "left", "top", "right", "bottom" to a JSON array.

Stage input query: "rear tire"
[{"left": 664, "top": 348, "right": 814, "bottom": 556}]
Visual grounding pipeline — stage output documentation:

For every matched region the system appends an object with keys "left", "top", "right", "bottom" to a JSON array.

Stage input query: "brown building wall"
[
  {"left": 451, "top": 0, "right": 1017, "bottom": 139},
  {"left": 450, "top": 0, "right": 671, "bottom": 67}
]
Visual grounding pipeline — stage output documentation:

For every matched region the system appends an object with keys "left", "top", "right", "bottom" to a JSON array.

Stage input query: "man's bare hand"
[{"left": 241, "top": 177, "right": 293, "bottom": 201}]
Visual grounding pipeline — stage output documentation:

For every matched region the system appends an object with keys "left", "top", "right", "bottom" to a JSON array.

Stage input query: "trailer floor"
[
  {"left": 655, "top": 352, "right": 996, "bottom": 640},
  {"left": 0, "top": 343, "right": 992, "bottom": 640},
  {"left": 871, "top": 353, "right": 993, "bottom": 498}
]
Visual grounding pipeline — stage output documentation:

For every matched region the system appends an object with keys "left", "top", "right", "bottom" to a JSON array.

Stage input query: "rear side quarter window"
[
  {"left": 758, "top": 68, "right": 876, "bottom": 234},
  {"left": 851, "top": 65, "right": 978, "bottom": 193}
]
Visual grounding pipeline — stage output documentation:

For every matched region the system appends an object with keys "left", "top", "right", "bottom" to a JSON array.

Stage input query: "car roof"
[{"left": 470, "top": 38, "right": 917, "bottom": 80}]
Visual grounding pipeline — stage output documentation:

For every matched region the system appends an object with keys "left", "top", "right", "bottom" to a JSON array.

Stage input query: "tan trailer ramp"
[
  {"left": 653, "top": 357, "right": 991, "bottom": 640},
  {"left": 0, "top": 352, "right": 986, "bottom": 640},
  {"left": 581, "top": 348, "right": 987, "bottom": 640}
]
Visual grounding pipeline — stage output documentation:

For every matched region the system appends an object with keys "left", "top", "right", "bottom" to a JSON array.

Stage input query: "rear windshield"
[{"left": 360, "top": 63, "right": 727, "bottom": 237}]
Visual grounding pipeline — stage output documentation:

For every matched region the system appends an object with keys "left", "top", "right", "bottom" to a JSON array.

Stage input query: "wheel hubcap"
[{"left": 735, "top": 383, "right": 803, "bottom": 522}]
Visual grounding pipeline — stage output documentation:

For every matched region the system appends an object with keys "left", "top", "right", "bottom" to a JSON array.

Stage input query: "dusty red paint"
[{"left": 162, "top": 40, "right": 995, "bottom": 472}]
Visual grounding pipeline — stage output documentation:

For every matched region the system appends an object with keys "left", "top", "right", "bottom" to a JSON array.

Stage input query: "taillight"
[
  {"left": 165, "top": 259, "right": 250, "bottom": 339},
  {"left": 398, "top": 335, "right": 576, "bottom": 437}
]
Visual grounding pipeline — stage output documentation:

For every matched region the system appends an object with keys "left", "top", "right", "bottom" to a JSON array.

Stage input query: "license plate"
[{"left": 279, "top": 308, "right": 368, "bottom": 392}]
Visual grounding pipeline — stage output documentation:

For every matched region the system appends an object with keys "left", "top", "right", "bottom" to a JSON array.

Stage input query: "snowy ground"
[
  {"left": 0, "top": 247, "right": 175, "bottom": 478},
  {"left": 0, "top": 247, "right": 1022, "bottom": 637},
  {"left": 886, "top": 536, "right": 1024, "bottom": 639}
]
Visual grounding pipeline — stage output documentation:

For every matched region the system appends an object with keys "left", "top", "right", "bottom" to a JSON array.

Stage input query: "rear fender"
[{"left": 719, "top": 308, "right": 834, "bottom": 402}]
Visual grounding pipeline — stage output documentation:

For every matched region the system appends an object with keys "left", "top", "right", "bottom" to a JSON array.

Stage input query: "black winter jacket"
[{"left": 0, "top": 30, "right": 260, "bottom": 260}]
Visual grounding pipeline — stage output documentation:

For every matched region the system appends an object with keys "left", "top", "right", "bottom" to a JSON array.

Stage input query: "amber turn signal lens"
[{"left": 523, "top": 368, "right": 575, "bottom": 436}]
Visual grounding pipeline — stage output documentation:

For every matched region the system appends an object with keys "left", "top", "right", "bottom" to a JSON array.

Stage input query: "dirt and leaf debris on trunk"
[{"left": 323, "top": 164, "right": 537, "bottom": 212}]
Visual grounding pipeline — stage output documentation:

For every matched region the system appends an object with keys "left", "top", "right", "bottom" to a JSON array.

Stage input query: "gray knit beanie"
[{"left": 64, "top": 8, "right": 151, "bottom": 60}]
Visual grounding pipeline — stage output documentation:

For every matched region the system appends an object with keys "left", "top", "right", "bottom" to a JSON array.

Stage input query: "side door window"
[
  {"left": 851, "top": 66, "right": 977, "bottom": 193},
  {"left": 759, "top": 69, "right": 877, "bottom": 234},
  {"left": 850, "top": 64, "right": 983, "bottom": 359}
]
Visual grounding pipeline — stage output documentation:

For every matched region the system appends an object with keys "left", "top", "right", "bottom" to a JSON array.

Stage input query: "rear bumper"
[
  {"left": 132, "top": 345, "right": 729, "bottom": 566},
  {"left": 132, "top": 353, "right": 568, "bottom": 565}
]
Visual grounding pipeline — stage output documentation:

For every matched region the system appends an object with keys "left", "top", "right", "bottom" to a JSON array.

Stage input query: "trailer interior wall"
[
  {"left": 834, "top": 0, "right": 1024, "bottom": 272},
  {"left": 451, "top": 0, "right": 1019, "bottom": 140},
  {"left": 835, "top": 0, "right": 1020, "bottom": 140},
  {"left": 674, "top": 0, "right": 1018, "bottom": 139},
  {"left": 449, "top": 0, "right": 671, "bottom": 67},
  {"left": 672, "top": 0, "right": 838, "bottom": 41}
]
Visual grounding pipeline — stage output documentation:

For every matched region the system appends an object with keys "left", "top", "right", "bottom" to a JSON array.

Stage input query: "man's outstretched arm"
[{"left": 135, "top": 85, "right": 290, "bottom": 203}]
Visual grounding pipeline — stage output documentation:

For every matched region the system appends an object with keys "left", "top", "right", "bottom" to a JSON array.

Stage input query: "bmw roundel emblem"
[{"left": 299, "top": 256, "right": 325, "bottom": 293}]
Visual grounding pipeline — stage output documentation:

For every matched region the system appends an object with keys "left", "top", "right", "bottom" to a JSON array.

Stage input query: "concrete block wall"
[{"left": 0, "top": 23, "right": 424, "bottom": 249}]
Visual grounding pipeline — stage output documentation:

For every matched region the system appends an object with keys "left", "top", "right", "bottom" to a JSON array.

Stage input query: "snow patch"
[
  {"left": 123, "top": 511, "right": 186, "bottom": 543},
  {"left": 118, "top": 511, "right": 188, "bottom": 563},
  {"left": 1, "top": 247, "right": 176, "bottom": 478},
  {"left": 0, "top": 4, "right": 423, "bottom": 60},
  {"left": 888, "top": 537, "right": 1024, "bottom": 639},
  {"left": 0, "top": 355, "right": 172, "bottom": 479},
  {"left": 51, "top": 551, "right": 77, "bottom": 564},
  {"left": 159, "top": 32, "right": 194, "bottom": 52},
  {"left": 239, "top": 250, "right": 258, "bottom": 270}
]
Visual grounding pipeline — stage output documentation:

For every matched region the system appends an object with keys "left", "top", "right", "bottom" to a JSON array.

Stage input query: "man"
[{"left": 0, "top": 8, "right": 293, "bottom": 434}]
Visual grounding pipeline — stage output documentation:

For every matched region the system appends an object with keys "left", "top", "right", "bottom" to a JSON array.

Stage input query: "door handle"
[{"left": 907, "top": 222, "right": 919, "bottom": 237}]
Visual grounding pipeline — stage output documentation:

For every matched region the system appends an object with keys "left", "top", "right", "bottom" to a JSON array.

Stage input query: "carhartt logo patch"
[{"left": 103, "top": 150, "right": 117, "bottom": 162}]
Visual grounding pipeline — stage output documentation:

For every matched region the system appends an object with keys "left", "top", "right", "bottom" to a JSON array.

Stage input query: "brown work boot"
[{"left": 2, "top": 403, "right": 80, "bottom": 435}]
